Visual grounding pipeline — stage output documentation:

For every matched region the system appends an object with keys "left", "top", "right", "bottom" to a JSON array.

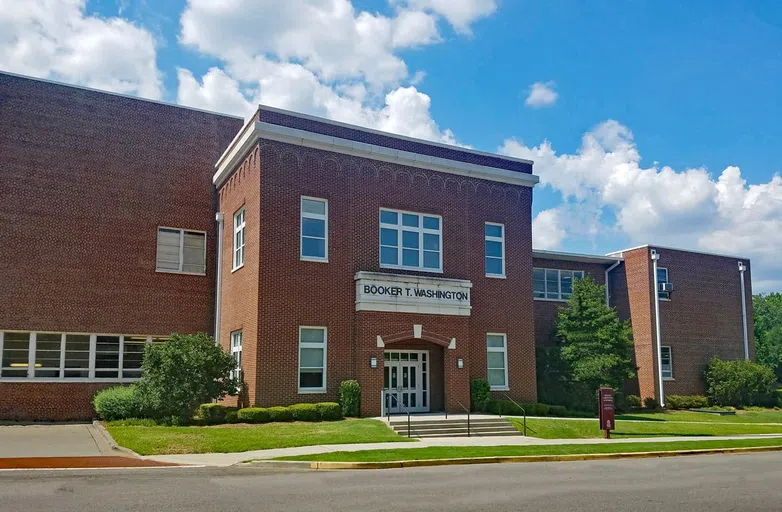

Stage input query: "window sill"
[
  {"left": 663, "top": 377, "right": 675, "bottom": 381},
  {"left": 490, "top": 386, "right": 510, "bottom": 392},
  {"left": 379, "top": 263, "right": 443, "bottom": 274},
  {"left": 0, "top": 377, "right": 140, "bottom": 383},
  {"left": 659, "top": 298, "right": 671, "bottom": 302},
  {"left": 485, "top": 274, "right": 506, "bottom": 279},
  {"left": 298, "top": 388, "right": 327, "bottom": 394},
  {"left": 301, "top": 257, "right": 329, "bottom": 264},
  {"left": 533, "top": 297, "right": 568, "bottom": 303},
  {"left": 231, "top": 264, "right": 244, "bottom": 273},
  {"left": 156, "top": 269, "right": 206, "bottom": 277}
]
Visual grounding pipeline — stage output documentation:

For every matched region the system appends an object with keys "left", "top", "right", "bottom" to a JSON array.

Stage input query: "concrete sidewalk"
[
  {"left": 0, "top": 424, "right": 112, "bottom": 458},
  {"left": 142, "top": 433, "right": 782, "bottom": 467}
]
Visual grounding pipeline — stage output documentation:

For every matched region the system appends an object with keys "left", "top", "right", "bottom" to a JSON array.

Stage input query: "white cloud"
[
  {"left": 501, "top": 121, "right": 782, "bottom": 292},
  {"left": 0, "top": 0, "right": 162, "bottom": 99},
  {"left": 398, "top": 0, "right": 497, "bottom": 34},
  {"left": 525, "top": 81, "right": 558, "bottom": 108},
  {"left": 532, "top": 209, "right": 566, "bottom": 249}
]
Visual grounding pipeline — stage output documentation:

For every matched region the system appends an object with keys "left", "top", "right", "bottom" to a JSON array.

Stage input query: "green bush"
[
  {"left": 665, "top": 395, "right": 709, "bottom": 410},
  {"left": 643, "top": 397, "right": 660, "bottom": 410},
  {"left": 486, "top": 400, "right": 554, "bottom": 417},
  {"left": 135, "top": 333, "right": 238, "bottom": 423},
  {"left": 199, "top": 403, "right": 236, "bottom": 425},
  {"left": 626, "top": 395, "right": 642, "bottom": 408},
  {"left": 237, "top": 407, "right": 270, "bottom": 424},
  {"left": 289, "top": 403, "right": 320, "bottom": 422},
  {"left": 547, "top": 405, "right": 568, "bottom": 417},
  {"left": 339, "top": 380, "right": 361, "bottom": 417},
  {"left": 705, "top": 357, "right": 776, "bottom": 407},
  {"left": 777, "top": 389, "right": 782, "bottom": 408},
  {"left": 226, "top": 410, "right": 239, "bottom": 424},
  {"left": 268, "top": 406, "right": 294, "bottom": 422},
  {"left": 315, "top": 402, "right": 343, "bottom": 421},
  {"left": 106, "top": 418, "right": 159, "bottom": 427},
  {"left": 470, "top": 378, "right": 491, "bottom": 412},
  {"left": 93, "top": 385, "right": 146, "bottom": 421}
]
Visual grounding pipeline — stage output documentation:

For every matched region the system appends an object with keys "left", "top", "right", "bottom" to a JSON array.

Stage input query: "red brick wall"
[
  {"left": 0, "top": 73, "right": 242, "bottom": 335},
  {"left": 223, "top": 138, "right": 536, "bottom": 415},
  {"left": 0, "top": 382, "right": 116, "bottom": 422}
]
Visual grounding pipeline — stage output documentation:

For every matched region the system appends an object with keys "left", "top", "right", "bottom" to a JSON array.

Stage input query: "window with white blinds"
[{"left": 156, "top": 227, "right": 206, "bottom": 274}]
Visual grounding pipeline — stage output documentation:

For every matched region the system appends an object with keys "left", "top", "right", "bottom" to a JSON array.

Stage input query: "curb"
[
  {"left": 91, "top": 421, "right": 142, "bottom": 458},
  {"left": 308, "top": 444, "right": 782, "bottom": 470}
]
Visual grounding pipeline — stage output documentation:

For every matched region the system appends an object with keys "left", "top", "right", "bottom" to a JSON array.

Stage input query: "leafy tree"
[
  {"left": 754, "top": 293, "right": 782, "bottom": 381},
  {"left": 704, "top": 357, "right": 776, "bottom": 407},
  {"left": 556, "top": 276, "right": 636, "bottom": 395},
  {"left": 135, "top": 333, "right": 238, "bottom": 422}
]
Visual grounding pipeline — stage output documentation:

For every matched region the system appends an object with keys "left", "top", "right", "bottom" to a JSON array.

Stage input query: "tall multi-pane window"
[
  {"left": 379, "top": 209, "right": 442, "bottom": 272},
  {"left": 231, "top": 331, "right": 243, "bottom": 383},
  {"left": 1, "top": 332, "right": 31, "bottom": 378},
  {"left": 301, "top": 197, "right": 328, "bottom": 261},
  {"left": 34, "top": 333, "right": 62, "bottom": 378},
  {"left": 484, "top": 223, "right": 505, "bottom": 277},
  {"left": 233, "top": 208, "right": 246, "bottom": 270},
  {"left": 156, "top": 227, "right": 206, "bottom": 274},
  {"left": 532, "top": 268, "right": 585, "bottom": 300},
  {"left": 657, "top": 267, "right": 670, "bottom": 300},
  {"left": 121, "top": 336, "right": 147, "bottom": 379},
  {"left": 64, "top": 334, "right": 91, "bottom": 378},
  {"left": 95, "top": 335, "right": 120, "bottom": 378},
  {"left": 299, "top": 327, "right": 326, "bottom": 393},
  {"left": 661, "top": 346, "right": 673, "bottom": 379},
  {"left": 486, "top": 333, "right": 508, "bottom": 390}
]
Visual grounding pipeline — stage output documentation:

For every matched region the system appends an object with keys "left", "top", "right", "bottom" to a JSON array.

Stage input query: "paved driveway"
[{"left": 0, "top": 424, "right": 110, "bottom": 458}]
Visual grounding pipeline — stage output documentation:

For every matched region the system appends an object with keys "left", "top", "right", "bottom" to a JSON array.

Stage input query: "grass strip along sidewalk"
[
  {"left": 277, "top": 437, "right": 782, "bottom": 463},
  {"left": 106, "top": 419, "right": 411, "bottom": 456}
]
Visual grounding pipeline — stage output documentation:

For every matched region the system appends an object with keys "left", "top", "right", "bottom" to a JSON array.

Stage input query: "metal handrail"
[
  {"left": 499, "top": 394, "right": 526, "bottom": 436},
  {"left": 453, "top": 397, "right": 471, "bottom": 437},
  {"left": 384, "top": 390, "right": 413, "bottom": 438}
]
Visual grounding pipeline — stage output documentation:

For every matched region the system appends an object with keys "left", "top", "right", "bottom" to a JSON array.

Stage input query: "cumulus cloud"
[
  {"left": 525, "top": 81, "right": 558, "bottom": 108},
  {"left": 0, "top": 0, "right": 162, "bottom": 99},
  {"left": 501, "top": 121, "right": 782, "bottom": 292},
  {"left": 397, "top": 0, "right": 497, "bottom": 34},
  {"left": 532, "top": 209, "right": 566, "bottom": 249}
]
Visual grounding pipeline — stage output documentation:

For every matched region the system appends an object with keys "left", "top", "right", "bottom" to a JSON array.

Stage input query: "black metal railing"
[
  {"left": 384, "top": 390, "right": 413, "bottom": 438},
  {"left": 453, "top": 397, "right": 471, "bottom": 437},
  {"left": 499, "top": 394, "right": 526, "bottom": 436}
]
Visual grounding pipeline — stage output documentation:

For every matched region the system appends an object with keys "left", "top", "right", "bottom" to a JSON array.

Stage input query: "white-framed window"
[
  {"left": 231, "top": 330, "right": 243, "bottom": 383},
  {"left": 533, "top": 268, "right": 585, "bottom": 301},
  {"left": 487, "top": 333, "right": 508, "bottom": 390},
  {"left": 298, "top": 327, "right": 326, "bottom": 393},
  {"left": 379, "top": 209, "right": 442, "bottom": 272},
  {"left": 0, "top": 331, "right": 167, "bottom": 381},
  {"left": 485, "top": 223, "right": 505, "bottom": 277},
  {"left": 156, "top": 227, "right": 206, "bottom": 275},
  {"left": 233, "top": 208, "right": 246, "bottom": 271},
  {"left": 661, "top": 346, "right": 673, "bottom": 379},
  {"left": 301, "top": 197, "right": 328, "bottom": 262},
  {"left": 657, "top": 267, "right": 670, "bottom": 300}
]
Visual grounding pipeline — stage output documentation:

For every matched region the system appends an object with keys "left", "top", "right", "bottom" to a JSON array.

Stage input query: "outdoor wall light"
[
  {"left": 457, "top": 358, "right": 464, "bottom": 369},
  {"left": 370, "top": 356, "right": 378, "bottom": 368}
]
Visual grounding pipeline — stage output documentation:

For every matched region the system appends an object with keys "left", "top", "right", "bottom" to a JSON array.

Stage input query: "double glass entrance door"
[{"left": 384, "top": 350, "right": 429, "bottom": 413}]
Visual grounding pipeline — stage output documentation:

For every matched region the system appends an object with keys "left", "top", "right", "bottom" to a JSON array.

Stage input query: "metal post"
[
  {"left": 407, "top": 411, "right": 411, "bottom": 439},
  {"left": 651, "top": 250, "right": 665, "bottom": 408},
  {"left": 739, "top": 262, "right": 749, "bottom": 360}
]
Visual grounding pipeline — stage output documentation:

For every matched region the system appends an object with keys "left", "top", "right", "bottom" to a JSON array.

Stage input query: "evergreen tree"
[{"left": 556, "top": 276, "right": 635, "bottom": 394}]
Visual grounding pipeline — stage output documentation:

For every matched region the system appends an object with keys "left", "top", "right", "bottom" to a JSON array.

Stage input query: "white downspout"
[
  {"left": 214, "top": 212, "right": 225, "bottom": 347},
  {"left": 650, "top": 249, "right": 665, "bottom": 407},
  {"left": 605, "top": 260, "right": 622, "bottom": 307},
  {"left": 738, "top": 261, "right": 749, "bottom": 360}
]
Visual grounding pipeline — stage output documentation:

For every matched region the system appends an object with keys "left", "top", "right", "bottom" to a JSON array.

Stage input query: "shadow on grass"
[
  {"left": 614, "top": 432, "right": 711, "bottom": 437},
  {"left": 615, "top": 415, "right": 667, "bottom": 422}
]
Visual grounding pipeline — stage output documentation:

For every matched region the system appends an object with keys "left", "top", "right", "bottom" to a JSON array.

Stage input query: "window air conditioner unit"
[{"left": 659, "top": 282, "right": 673, "bottom": 292}]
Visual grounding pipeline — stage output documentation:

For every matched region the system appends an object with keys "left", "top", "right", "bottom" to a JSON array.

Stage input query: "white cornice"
[
  {"left": 532, "top": 249, "right": 622, "bottom": 265},
  {"left": 213, "top": 121, "right": 540, "bottom": 188}
]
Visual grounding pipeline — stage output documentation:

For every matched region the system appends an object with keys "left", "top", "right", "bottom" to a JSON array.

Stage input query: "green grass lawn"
[
  {"left": 106, "top": 419, "right": 411, "bottom": 455},
  {"left": 615, "top": 410, "right": 782, "bottom": 424},
  {"left": 511, "top": 417, "right": 782, "bottom": 439},
  {"left": 277, "top": 437, "right": 782, "bottom": 462}
]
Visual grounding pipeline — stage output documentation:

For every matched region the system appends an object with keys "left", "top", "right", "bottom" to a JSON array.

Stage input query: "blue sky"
[{"left": 4, "top": 0, "right": 782, "bottom": 291}]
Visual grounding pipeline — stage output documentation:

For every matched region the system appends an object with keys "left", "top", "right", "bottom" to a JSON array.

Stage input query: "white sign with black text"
[{"left": 355, "top": 271, "right": 472, "bottom": 316}]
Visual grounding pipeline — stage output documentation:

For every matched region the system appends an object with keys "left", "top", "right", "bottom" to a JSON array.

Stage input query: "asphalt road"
[{"left": 1, "top": 452, "right": 780, "bottom": 511}]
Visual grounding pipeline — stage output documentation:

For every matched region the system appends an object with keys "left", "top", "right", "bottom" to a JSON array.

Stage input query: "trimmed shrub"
[
  {"left": 643, "top": 397, "right": 660, "bottom": 410},
  {"left": 315, "top": 402, "right": 343, "bottom": 421},
  {"left": 339, "top": 380, "right": 361, "bottom": 417},
  {"left": 627, "top": 395, "right": 642, "bottom": 408},
  {"left": 665, "top": 395, "right": 709, "bottom": 410},
  {"left": 486, "top": 400, "right": 552, "bottom": 417},
  {"left": 199, "top": 403, "right": 236, "bottom": 425},
  {"left": 705, "top": 357, "right": 776, "bottom": 407},
  {"left": 777, "top": 389, "right": 782, "bottom": 408},
  {"left": 226, "top": 410, "right": 239, "bottom": 424},
  {"left": 268, "top": 406, "right": 294, "bottom": 422},
  {"left": 93, "top": 385, "right": 146, "bottom": 421},
  {"left": 237, "top": 407, "right": 270, "bottom": 424},
  {"left": 547, "top": 405, "right": 568, "bottom": 417},
  {"left": 290, "top": 403, "right": 320, "bottom": 422},
  {"left": 470, "top": 378, "right": 491, "bottom": 412},
  {"left": 107, "top": 418, "right": 159, "bottom": 427}
]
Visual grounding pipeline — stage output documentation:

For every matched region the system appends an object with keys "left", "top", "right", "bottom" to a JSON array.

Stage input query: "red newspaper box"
[{"left": 598, "top": 387, "right": 615, "bottom": 438}]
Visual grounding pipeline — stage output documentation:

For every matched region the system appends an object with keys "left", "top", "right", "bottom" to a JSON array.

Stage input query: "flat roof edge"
[
  {"left": 533, "top": 249, "right": 623, "bottom": 264},
  {"left": 606, "top": 244, "right": 751, "bottom": 261}
]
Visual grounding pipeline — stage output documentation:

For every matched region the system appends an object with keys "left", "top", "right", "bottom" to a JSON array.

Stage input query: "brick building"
[{"left": 0, "top": 72, "right": 754, "bottom": 420}]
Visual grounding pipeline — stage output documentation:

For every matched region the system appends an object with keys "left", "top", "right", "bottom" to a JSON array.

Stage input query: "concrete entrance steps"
[{"left": 388, "top": 417, "right": 521, "bottom": 438}]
